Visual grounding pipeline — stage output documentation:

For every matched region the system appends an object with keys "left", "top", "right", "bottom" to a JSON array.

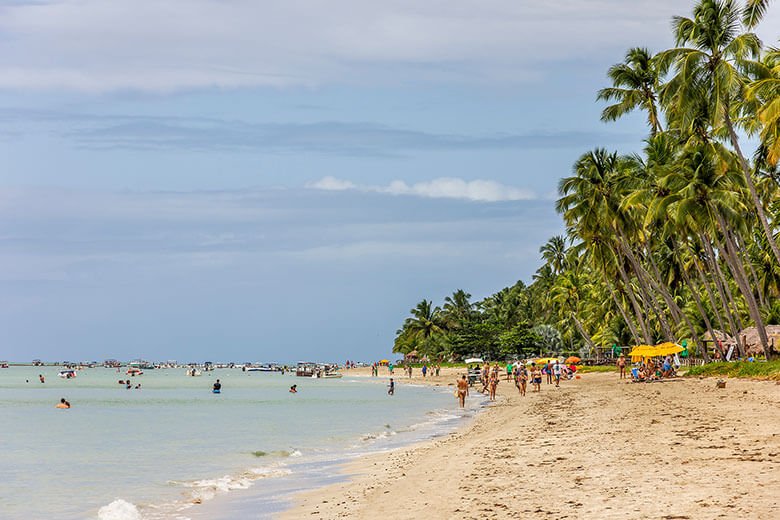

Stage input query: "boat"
[
  {"left": 126, "top": 367, "right": 143, "bottom": 376},
  {"left": 32, "top": 359, "right": 44, "bottom": 367},
  {"left": 296, "top": 362, "right": 317, "bottom": 377},
  {"left": 58, "top": 369, "right": 77, "bottom": 379},
  {"left": 0, "top": 361, "right": 8, "bottom": 369}
]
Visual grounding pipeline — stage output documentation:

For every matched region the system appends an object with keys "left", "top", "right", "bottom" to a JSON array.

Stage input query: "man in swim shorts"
[
  {"left": 553, "top": 361, "right": 562, "bottom": 387},
  {"left": 617, "top": 354, "right": 627, "bottom": 379},
  {"left": 213, "top": 379, "right": 221, "bottom": 392},
  {"left": 388, "top": 378, "right": 395, "bottom": 396}
]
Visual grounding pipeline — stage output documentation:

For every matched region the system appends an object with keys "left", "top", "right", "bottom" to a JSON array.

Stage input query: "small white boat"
[
  {"left": 58, "top": 369, "right": 77, "bottom": 379},
  {"left": 126, "top": 367, "right": 143, "bottom": 376}
]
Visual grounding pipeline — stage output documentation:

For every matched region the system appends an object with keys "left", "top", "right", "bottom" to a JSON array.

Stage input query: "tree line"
[{"left": 393, "top": 0, "right": 779, "bottom": 362}]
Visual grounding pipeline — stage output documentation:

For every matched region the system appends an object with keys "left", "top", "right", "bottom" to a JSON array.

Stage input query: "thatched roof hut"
[
  {"left": 738, "top": 326, "right": 780, "bottom": 355},
  {"left": 702, "top": 329, "right": 735, "bottom": 345}
]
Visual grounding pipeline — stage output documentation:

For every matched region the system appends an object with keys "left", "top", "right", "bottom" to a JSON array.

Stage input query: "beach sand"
[{"left": 281, "top": 367, "right": 780, "bottom": 519}]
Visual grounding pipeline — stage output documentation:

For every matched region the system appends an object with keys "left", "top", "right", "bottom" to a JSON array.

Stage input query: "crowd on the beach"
[{"left": 616, "top": 354, "right": 679, "bottom": 382}]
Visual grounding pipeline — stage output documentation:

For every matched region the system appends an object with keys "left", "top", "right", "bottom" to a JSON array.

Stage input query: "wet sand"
[{"left": 281, "top": 368, "right": 780, "bottom": 519}]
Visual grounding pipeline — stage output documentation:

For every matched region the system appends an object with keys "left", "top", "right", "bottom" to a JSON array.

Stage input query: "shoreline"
[{"left": 279, "top": 369, "right": 780, "bottom": 520}]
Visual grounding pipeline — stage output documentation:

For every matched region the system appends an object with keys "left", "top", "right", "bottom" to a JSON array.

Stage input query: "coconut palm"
[
  {"left": 659, "top": 0, "right": 780, "bottom": 268},
  {"left": 597, "top": 47, "right": 664, "bottom": 134}
]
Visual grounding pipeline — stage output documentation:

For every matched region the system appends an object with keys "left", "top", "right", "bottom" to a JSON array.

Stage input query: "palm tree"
[
  {"left": 597, "top": 47, "right": 664, "bottom": 134},
  {"left": 743, "top": 0, "right": 773, "bottom": 27},
  {"left": 659, "top": 0, "right": 780, "bottom": 268},
  {"left": 747, "top": 48, "right": 780, "bottom": 167},
  {"left": 442, "top": 289, "right": 475, "bottom": 329},
  {"left": 404, "top": 300, "right": 443, "bottom": 340},
  {"left": 539, "top": 236, "right": 569, "bottom": 275}
]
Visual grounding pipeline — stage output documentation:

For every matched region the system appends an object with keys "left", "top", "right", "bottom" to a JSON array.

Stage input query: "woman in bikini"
[
  {"left": 531, "top": 364, "right": 542, "bottom": 393},
  {"left": 456, "top": 375, "right": 469, "bottom": 408}
]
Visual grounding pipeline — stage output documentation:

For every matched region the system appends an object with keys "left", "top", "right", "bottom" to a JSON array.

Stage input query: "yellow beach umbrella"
[
  {"left": 653, "top": 342, "right": 684, "bottom": 356},
  {"left": 628, "top": 345, "right": 655, "bottom": 357}
]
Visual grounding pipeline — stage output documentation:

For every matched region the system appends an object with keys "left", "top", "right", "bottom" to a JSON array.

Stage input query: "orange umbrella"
[{"left": 565, "top": 356, "right": 581, "bottom": 364}]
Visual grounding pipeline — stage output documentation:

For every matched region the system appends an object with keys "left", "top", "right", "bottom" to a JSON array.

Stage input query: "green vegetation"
[
  {"left": 685, "top": 360, "right": 780, "bottom": 380},
  {"left": 393, "top": 0, "right": 780, "bottom": 363}
]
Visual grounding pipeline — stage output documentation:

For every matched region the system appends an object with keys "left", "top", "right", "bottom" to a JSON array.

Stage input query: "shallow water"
[{"left": 0, "top": 366, "right": 476, "bottom": 519}]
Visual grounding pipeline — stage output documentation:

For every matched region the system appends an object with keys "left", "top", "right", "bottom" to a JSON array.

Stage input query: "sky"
[{"left": 1, "top": 0, "right": 778, "bottom": 362}]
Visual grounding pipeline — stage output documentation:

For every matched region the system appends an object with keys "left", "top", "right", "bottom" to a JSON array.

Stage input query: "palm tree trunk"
[
  {"left": 724, "top": 111, "right": 780, "bottom": 269},
  {"left": 571, "top": 314, "right": 596, "bottom": 353},
  {"left": 615, "top": 234, "right": 674, "bottom": 341},
  {"left": 680, "top": 266, "right": 713, "bottom": 362},
  {"left": 692, "top": 255, "right": 731, "bottom": 342},
  {"left": 713, "top": 212, "right": 770, "bottom": 358},
  {"left": 614, "top": 252, "right": 652, "bottom": 343},
  {"left": 702, "top": 235, "right": 744, "bottom": 332},
  {"left": 735, "top": 234, "right": 767, "bottom": 308},
  {"left": 605, "top": 275, "right": 641, "bottom": 344}
]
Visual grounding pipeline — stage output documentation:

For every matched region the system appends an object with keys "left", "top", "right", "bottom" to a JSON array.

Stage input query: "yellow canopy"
[
  {"left": 534, "top": 357, "right": 559, "bottom": 365},
  {"left": 628, "top": 345, "right": 656, "bottom": 357},
  {"left": 629, "top": 343, "right": 684, "bottom": 360},
  {"left": 654, "top": 342, "right": 684, "bottom": 356},
  {"left": 379, "top": 359, "right": 389, "bottom": 363}
]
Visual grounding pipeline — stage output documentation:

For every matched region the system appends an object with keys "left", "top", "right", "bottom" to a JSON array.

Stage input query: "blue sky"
[{"left": 1, "top": 1, "right": 777, "bottom": 362}]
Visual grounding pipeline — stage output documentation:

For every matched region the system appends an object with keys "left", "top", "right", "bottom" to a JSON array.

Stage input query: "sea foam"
[{"left": 97, "top": 499, "right": 142, "bottom": 520}]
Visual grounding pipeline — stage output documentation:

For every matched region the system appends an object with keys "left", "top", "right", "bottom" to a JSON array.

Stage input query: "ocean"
[{"left": 0, "top": 366, "right": 479, "bottom": 519}]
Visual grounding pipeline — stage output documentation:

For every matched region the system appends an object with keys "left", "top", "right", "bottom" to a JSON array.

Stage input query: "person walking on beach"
[
  {"left": 545, "top": 362, "right": 553, "bottom": 385},
  {"left": 456, "top": 375, "right": 469, "bottom": 408},
  {"left": 531, "top": 364, "right": 542, "bottom": 393},
  {"left": 617, "top": 354, "right": 627, "bottom": 379},
  {"left": 516, "top": 364, "right": 528, "bottom": 396},
  {"left": 422, "top": 364, "right": 427, "bottom": 378},
  {"left": 553, "top": 361, "right": 562, "bottom": 388},
  {"left": 388, "top": 378, "right": 395, "bottom": 396},
  {"left": 488, "top": 370, "right": 498, "bottom": 401}
]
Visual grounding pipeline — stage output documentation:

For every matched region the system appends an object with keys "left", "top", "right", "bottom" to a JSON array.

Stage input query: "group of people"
[
  {"left": 630, "top": 357, "right": 677, "bottom": 382},
  {"left": 402, "top": 363, "right": 440, "bottom": 378},
  {"left": 468, "top": 360, "right": 578, "bottom": 405},
  {"left": 118, "top": 379, "right": 142, "bottom": 389}
]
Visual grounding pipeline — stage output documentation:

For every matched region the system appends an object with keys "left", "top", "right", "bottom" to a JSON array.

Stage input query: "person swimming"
[
  {"left": 289, "top": 384, "right": 297, "bottom": 393},
  {"left": 55, "top": 398, "right": 70, "bottom": 409}
]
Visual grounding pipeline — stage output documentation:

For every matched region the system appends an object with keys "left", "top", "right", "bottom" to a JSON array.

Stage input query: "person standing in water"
[
  {"left": 456, "top": 375, "right": 469, "bottom": 408},
  {"left": 39, "top": 374, "right": 45, "bottom": 384},
  {"left": 289, "top": 384, "right": 298, "bottom": 393},
  {"left": 56, "top": 398, "right": 70, "bottom": 409},
  {"left": 213, "top": 379, "right": 222, "bottom": 393},
  {"left": 387, "top": 378, "right": 395, "bottom": 395}
]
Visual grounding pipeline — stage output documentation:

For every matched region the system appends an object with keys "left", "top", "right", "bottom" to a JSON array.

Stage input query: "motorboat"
[
  {"left": 58, "top": 369, "right": 77, "bottom": 379},
  {"left": 126, "top": 367, "right": 143, "bottom": 376}
]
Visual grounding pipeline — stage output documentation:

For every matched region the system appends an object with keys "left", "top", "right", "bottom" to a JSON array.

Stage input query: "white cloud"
[
  {"left": 307, "top": 176, "right": 535, "bottom": 202},
  {"left": 5, "top": 0, "right": 773, "bottom": 92},
  {"left": 305, "top": 176, "right": 357, "bottom": 191}
]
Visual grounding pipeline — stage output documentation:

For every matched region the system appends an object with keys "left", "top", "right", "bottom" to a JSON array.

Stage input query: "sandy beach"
[{"left": 282, "top": 367, "right": 780, "bottom": 519}]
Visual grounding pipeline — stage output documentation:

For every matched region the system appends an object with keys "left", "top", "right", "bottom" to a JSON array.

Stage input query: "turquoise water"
[{"left": 0, "top": 366, "right": 473, "bottom": 519}]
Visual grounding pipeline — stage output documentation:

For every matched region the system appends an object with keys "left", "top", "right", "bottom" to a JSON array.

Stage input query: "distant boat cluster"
[{"left": 4, "top": 359, "right": 357, "bottom": 379}]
